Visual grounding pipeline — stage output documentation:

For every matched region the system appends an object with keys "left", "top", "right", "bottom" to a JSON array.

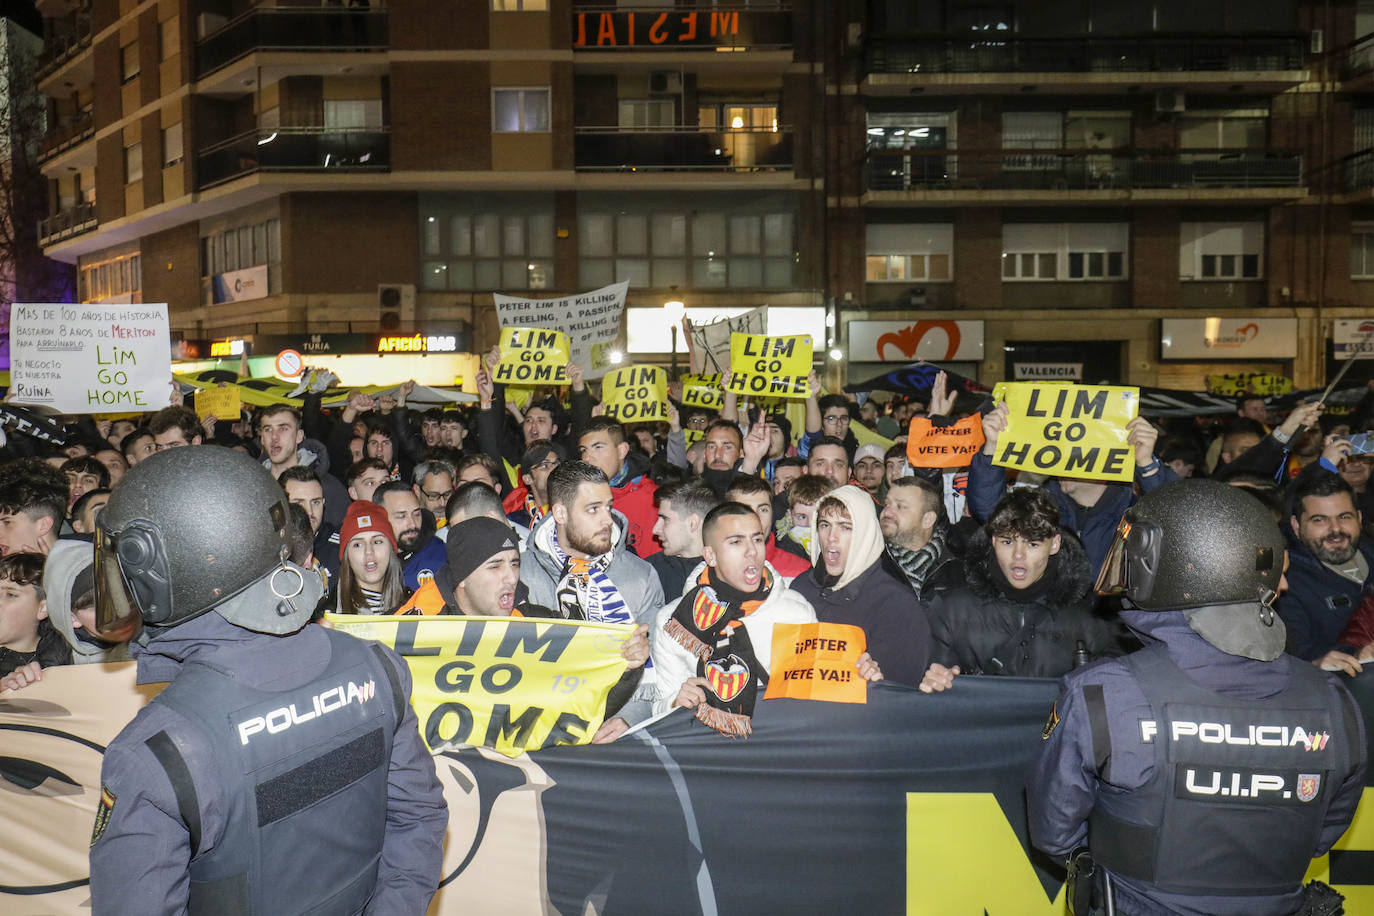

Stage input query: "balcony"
[
  {"left": 863, "top": 33, "right": 1309, "bottom": 94},
  {"left": 572, "top": 2, "right": 792, "bottom": 51},
  {"left": 38, "top": 202, "right": 97, "bottom": 247},
  {"left": 197, "top": 128, "right": 390, "bottom": 189},
  {"left": 1343, "top": 150, "right": 1374, "bottom": 194},
  {"left": 1341, "top": 32, "right": 1374, "bottom": 86},
  {"left": 36, "top": 14, "right": 92, "bottom": 83},
  {"left": 862, "top": 148, "right": 1304, "bottom": 203},
  {"left": 197, "top": 7, "right": 388, "bottom": 78},
  {"left": 38, "top": 110, "right": 94, "bottom": 163},
  {"left": 574, "top": 127, "right": 793, "bottom": 171}
]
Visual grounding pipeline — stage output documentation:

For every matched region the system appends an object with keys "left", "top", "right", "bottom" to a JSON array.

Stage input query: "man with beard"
[
  {"left": 578, "top": 418, "right": 658, "bottom": 558},
  {"left": 259, "top": 404, "right": 350, "bottom": 528},
  {"left": 1279, "top": 471, "right": 1374, "bottom": 671},
  {"left": 806, "top": 438, "right": 852, "bottom": 489},
  {"left": 373, "top": 481, "right": 447, "bottom": 591},
  {"left": 520, "top": 461, "right": 665, "bottom": 739},
  {"left": 881, "top": 476, "right": 964, "bottom": 599}
]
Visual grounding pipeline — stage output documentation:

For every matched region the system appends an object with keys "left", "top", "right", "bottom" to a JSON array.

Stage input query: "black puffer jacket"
[{"left": 926, "top": 528, "right": 1119, "bottom": 678}]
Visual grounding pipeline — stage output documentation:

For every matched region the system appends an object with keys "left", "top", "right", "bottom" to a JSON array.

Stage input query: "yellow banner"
[
  {"left": 601, "top": 365, "right": 667, "bottom": 423},
  {"left": 494, "top": 327, "right": 571, "bottom": 386},
  {"left": 725, "top": 333, "right": 812, "bottom": 399},
  {"left": 991, "top": 382, "right": 1140, "bottom": 484},
  {"left": 194, "top": 384, "right": 241, "bottom": 421},
  {"left": 680, "top": 373, "right": 724, "bottom": 411},
  {"left": 326, "top": 615, "right": 630, "bottom": 757},
  {"left": 1206, "top": 371, "right": 1292, "bottom": 397}
]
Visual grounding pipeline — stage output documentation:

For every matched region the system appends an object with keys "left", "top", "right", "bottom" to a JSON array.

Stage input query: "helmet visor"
[
  {"left": 1094, "top": 517, "right": 1132, "bottom": 597},
  {"left": 94, "top": 525, "right": 143, "bottom": 636}
]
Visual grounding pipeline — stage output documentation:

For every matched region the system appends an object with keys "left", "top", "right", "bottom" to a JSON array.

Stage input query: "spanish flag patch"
[
  {"left": 1041, "top": 702, "right": 1059, "bottom": 740},
  {"left": 91, "top": 785, "right": 116, "bottom": 846}
]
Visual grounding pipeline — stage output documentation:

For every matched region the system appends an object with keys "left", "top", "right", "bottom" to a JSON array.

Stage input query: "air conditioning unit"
[
  {"left": 377, "top": 283, "right": 416, "bottom": 332},
  {"left": 648, "top": 71, "right": 683, "bottom": 95},
  {"left": 1310, "top": 30, "right": 1324, "bottom": 55},
  {"left": 196, "top": 12, "right": 228, "bottom": 39},
  {"left": 1154, "top": 90, "right": 1185, "bottom": 114}
]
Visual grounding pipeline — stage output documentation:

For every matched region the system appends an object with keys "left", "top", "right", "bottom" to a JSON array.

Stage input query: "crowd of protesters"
[{"left": 1, "top": 352, "right": 1373, "bottom": 749}]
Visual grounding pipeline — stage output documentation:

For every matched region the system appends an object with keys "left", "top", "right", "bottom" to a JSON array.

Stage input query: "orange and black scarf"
[{"left": 664, "top": 566, "right": 773, "bottom": 738}]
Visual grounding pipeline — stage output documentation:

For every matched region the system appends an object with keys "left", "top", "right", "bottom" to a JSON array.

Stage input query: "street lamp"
[{"left": 664, "top": 299, "right": 686, "bottom": 380}]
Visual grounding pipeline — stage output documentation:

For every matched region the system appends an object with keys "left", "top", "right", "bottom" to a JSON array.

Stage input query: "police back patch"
[
  {"left": 91, "top": 785, "right": 116, "bottom": 846},
  {"left": 1042, "top": 702, "right": 1059, "bottom": 740}
]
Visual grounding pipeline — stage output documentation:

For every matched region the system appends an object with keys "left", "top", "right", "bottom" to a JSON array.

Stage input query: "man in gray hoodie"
[
  {"left": 520, "top": 461, "right": 665, "bottom": 740},
  {"left": 45, "top": 539, "right": 135, "bottom": 664}
]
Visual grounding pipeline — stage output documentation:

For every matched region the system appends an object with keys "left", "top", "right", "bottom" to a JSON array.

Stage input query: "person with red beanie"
[{"left": 335, "top": 501, "right": 409, "bottom": 614}]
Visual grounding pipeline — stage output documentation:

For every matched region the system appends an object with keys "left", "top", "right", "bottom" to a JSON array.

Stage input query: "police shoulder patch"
[
  {"left": 1041, "top": 702, "right": 1059, "bottom": 740},
  {"left": 91, "top": 785, "right": 116, "bottom": 846}
]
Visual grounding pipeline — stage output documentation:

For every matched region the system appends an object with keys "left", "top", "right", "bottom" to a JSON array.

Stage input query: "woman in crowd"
[{"left": 334, "top": 501, "right": 411, "bottom": 614}]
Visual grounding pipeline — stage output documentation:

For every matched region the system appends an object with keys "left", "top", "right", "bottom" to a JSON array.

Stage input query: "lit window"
[{"left": 493, "top": 89, "right": 550, "bottom": 133}]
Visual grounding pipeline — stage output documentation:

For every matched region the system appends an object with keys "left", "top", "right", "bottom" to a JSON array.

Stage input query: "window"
[
  {"left": 1003, "top": 223, "right": 1129, "bottom": 281},
  {"left": 162, "top": 124, "right": 183, "bottom": 167},
  {"left": 323, "top": 99, "right": 383, "bottom": 131},
  {"left": 200, "top": 219, "right": 281, "bottom": 277},
  {"left": 160, "top": 17, "right": 180, "bottom": 60},
  {"left": 619, "top": 100, "right": 675, "bottom": 129},
  {"left": 1178, "top": 110, "right": 1268, "bottom": 151},
  {"left": 1353, "top": 224, "right": 1374, "bottom": 279},
  {"left": 1180, "top": 222, "right": 1264, "bottom": 280},
  {"left": 493, "top": 89, "right": 550, "bottom": 133},
  {"left": 865, "top": 224, "right": 953, "bottom": 282},
  {"left": 418, "top": 198, "right": 554, "bottom": 291},
  {"left": 579, "top": 196, "right": 797, "bottom": 290},
  {"left": 492, "top": 0, "right": 547, "bottom": 8},
  {"left": 79, "top": 253, "right": 141, "bottom": 303},
  {"left": 124, "top": 143, "right": 143, "bottom": 183},
  {"left": 1003, "top": 112, "right": 1062, "bottom": 170},
  {"left": 121, "top": 43, "right": 139, "bottom": 82}
]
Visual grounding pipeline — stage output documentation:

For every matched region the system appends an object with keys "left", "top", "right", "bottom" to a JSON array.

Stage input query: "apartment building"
[
  {"left": 832, "top": 0, "right": 1374, "bottom": 390},
  {"left": 34, "top": 0, "right": 826, "bottom": 371}
]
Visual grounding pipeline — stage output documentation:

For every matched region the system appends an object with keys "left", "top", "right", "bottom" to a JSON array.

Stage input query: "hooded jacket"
[
  {"left": 520, "top": 510, "right": 665, "bottom": 624},
  {"left": 650, "top": 560, "right": 817, "bottom": 717},
  {"left": 927, "top": 527, "right": 1118, "bottom": 678},
  {"left": 790, "top": 486, "right": 932, "bottom": 688},
  {"left": 42, "top": 538, "right": 130, "bottom": 664}
]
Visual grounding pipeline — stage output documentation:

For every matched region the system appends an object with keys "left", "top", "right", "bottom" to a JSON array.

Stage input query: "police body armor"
[
  {"left": 1088, "top": 645, "right": 1360, "bottom": 897},
  {"left": 145, "top": 628, "right": 405, "bottom": 915}
]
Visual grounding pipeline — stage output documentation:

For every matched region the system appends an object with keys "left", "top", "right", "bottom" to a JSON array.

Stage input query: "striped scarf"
[
  {"left": 886, "top": 525, "right": 948, "bottom": 595},
  {"left": 549, "top": 530, "right": 630, "bottom": 624},
  {"left": 525, "top": 491, "right": 549, "bottom": 525}
]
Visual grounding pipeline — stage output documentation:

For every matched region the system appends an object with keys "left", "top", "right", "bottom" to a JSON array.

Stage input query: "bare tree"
[{"left": 0, "top": 24, "right": 76, "bottom": 310}]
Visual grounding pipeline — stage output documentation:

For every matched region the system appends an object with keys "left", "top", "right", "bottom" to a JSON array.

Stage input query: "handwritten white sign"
[
  {"left": 9, "top": 302, "right": 171, "bottom": 412},
  {"left": 494, "top": 282, "right": 628, "bottom": 380}
]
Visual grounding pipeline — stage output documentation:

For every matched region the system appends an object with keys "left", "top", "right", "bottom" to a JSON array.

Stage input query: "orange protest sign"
[
  {"left": 905, "top": 415, "right": 985, "bottom": 469},
  {"left": 765, "top": 622, "right": 867, "bottom": 704}
]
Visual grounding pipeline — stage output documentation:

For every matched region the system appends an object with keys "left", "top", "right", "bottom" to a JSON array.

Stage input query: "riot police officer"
[
  {"left": 89, "top": 447, "right": 447, "bottom": 914},
  {"left": 1027, "top": 478, "right": 1366, "bottom": 916}
]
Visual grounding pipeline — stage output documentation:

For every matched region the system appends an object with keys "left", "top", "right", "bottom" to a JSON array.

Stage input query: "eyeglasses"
[{"left": 532, "top": 458, "right": 560, "bottom": 472}]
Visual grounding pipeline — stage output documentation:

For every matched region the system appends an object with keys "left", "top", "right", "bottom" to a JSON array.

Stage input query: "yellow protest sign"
[
  {"left": 684, "top": 428, "right": 704, "bottom": 448},
  {"left": 681, "top": 373, "right": 724, "bottom": 411},
  {"left": 991, "top": 382, "right": 1139, "bottom": 484},
  {"left": 765, "top": 622, "right": 867, "bottom": 703},
  {"left": 194, "top": 384, "right": 242, "bottom": 421},
  {"left": 601, "top": 365, "right": 667, "bottom": 423},
  {"left": 494, "top": 327, "right": 570, "bottom": 386},
  {"left": 1206, "top": 372, "right": 1291, "bottom": 397},
  {"left": 325, "top": 615, "right": 630, "bottom": 756},
  {"left": 725, "top": 333, "right": 812, "bottom": 398}
]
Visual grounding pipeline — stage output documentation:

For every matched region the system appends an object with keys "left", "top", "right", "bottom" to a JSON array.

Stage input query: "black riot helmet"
[
  {"left": 1096, "top": 479, "right": 1287, "bottom": 660},
  {"left": 95, "top": 446, "right": 323, "bottom": 636}
]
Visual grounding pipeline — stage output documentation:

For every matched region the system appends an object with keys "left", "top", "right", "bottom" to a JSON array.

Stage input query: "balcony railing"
[
  {"left": 38, "top": 202, "right": 98, "bottom": 247},
  {"left": 1343, "top": 32, "right": 1374, "bottom": 79},
  {"left": 197, "top": 7, "right": 388, "bottom": 78},
  {"left": 36, "top": 14, "right": 92, "bottom": 81},
  {"left": 863, "top": 148, "right": 1304, "bottom": 192},
  {"left": 38, "top": 109, "right": 94, "bottom": 162},
  {"left": 572, "top": 3, "right": 792, "bottom": 51},
  {"left": 865, "top": 33, "right": 1308, "bottom": 75},
  {"left": 197, "top": 127, "right": 390, "bottom": 188},
  {"left": 575, "top": 127, "right": 793, "bottom": 171}
]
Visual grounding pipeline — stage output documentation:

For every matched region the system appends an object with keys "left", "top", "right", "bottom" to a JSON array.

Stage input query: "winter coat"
[
  {"left": 650, "top": 561, "right": 816, "bottom": 717},
  {"left": 1278, "top": 535, "right": 1374, "bottom": 661},
  {"left": 42, "top": 539, "right": 130, "bottom": 664},
  {"left": 519, "top": 510, "right": 665, "bottom": 626},
  {"left": 927, "top": 528, "right": 1118, "bottom": 678}
]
